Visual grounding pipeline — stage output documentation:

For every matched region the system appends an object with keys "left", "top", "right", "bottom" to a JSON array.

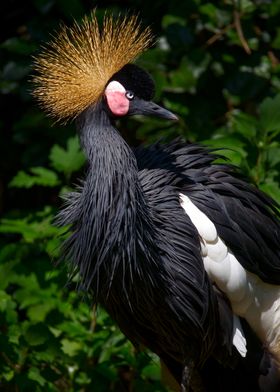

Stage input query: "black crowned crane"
[{"left": 33, "top": 12, "right": 280, "bottom": 392}]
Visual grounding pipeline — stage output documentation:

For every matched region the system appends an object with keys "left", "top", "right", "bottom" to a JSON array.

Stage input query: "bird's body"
[
  {"left": 33, "top": 12, "right": 280, "bottom": 391},
  {"left": 138, "top": 139, "right": 280, "bottom": 365},
  {"left": 59, "top": 107, "right": 222, "bottom": 369},
  {"left": 58, "top": 111, "right": 280, "bottom": 389}
]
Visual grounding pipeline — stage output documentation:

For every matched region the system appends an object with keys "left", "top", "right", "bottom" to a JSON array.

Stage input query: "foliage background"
[{"left": 1, "top": 0, "right": 280, "bottom": 390}]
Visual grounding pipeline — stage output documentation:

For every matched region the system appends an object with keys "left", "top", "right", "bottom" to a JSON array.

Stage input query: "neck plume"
[{"left": 57, "top": 103, "right": 146, "bottom": 297}]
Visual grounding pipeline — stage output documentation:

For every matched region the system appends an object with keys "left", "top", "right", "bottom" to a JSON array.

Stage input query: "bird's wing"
[
  {"left": 136, "top": 140, "right": 280, "bottom": 285},
  {"left": 136, "top": 153, "right": 243, "bottom": 367},
  {"left": 181, "top": 160, "right": 280, "bottom": 285}
]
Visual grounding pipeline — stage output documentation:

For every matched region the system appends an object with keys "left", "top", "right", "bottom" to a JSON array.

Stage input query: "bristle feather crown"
[{"left": 32, "top": 12, "right": 153, "bottom": 122}]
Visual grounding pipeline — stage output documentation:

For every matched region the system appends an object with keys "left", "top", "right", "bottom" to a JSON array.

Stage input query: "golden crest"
[{"left": 32, "top": 12, "right": 152, "bottom": 122}]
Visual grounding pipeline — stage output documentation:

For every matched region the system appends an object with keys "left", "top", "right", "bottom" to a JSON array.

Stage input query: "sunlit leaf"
[
  {"left": 9, "top": 167, "right": 60, "bottom": 188},
  {"left": 259, "top": 94, "right": 280, "bottom": 133},
  {"left": 28, "top": 367, "right": 46, "bottom": 387},
  {"left": 231, "top": 110, "right": 257, "bottom": 139},
  {"left": 61, "top": 339, "right": 82, "bottom": 356},
  {"left": 50, "top": 136, "right": 85, "bottom": 176}
]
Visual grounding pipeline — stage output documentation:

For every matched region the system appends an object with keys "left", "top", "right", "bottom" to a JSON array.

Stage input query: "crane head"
[
  {"left": 32, "top": 12, "right": 176, "bottom": 123},
  {"left": 104, "top": 63, "right": 177, "bottom": 120}
]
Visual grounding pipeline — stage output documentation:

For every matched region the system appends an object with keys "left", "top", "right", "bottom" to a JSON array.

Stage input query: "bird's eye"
[{"left": 125, "top": 91, "right": 134, "bottom": 100}]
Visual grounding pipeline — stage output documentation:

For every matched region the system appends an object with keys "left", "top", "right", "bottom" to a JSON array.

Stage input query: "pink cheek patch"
[{"left": 105, "top": 90, "right": 129, "bottom": 116}]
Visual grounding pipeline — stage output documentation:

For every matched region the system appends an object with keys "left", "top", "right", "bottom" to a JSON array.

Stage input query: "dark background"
[{"left": 1, "top": 0, "right": 280, "bottom": 390}]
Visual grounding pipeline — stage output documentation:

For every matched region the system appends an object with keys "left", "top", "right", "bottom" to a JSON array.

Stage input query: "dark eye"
[{"left": 125, "top": 91, "right": 134, "bottom": 100}]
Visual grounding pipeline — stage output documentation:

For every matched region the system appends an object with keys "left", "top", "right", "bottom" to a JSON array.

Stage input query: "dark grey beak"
[{"left": 129, "top": 98, "right": 178, "bottom": 120}]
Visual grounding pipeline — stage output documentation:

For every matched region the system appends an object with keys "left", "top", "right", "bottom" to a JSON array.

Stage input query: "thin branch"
[
  {"left": 205, "top": 23, "right": 234, "bottom": 47},
  {"left": 90, "top": 304, "right": 97, "bottom": 332},
  {"left": 234, "top": 10, "right": 251, "bottom": 54},
  {"left": 268, "top": 50, "right": 280, "bottom": 68}
]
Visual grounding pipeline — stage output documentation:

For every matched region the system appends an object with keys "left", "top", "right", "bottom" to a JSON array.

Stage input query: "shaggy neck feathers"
[
  {"left": 60, "top": 102, "right": 155, "bottom": 297},
  {"left": 78, "top": 103, "right": 138, "bottom": 181}
]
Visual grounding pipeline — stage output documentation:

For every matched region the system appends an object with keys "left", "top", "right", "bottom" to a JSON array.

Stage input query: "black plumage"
[
  {"left": 108, "top": 63, "right": 155, "bottom": 101},
  {"left": 57, "top": 98, "right": 280, "bottom": 391},
  {"left": 137, "top": 140, "right": 280, "bottom": 284},
  {"left": 32, "top": 13, "right": 280, "bottom": 391},
  {"left": 58, "top": 105, "right": 221, "bottom": 365}
]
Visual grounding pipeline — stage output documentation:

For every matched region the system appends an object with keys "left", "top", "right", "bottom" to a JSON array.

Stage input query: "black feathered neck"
[{"left": 58, "top": 103, "right": 157, "bottom": 297}]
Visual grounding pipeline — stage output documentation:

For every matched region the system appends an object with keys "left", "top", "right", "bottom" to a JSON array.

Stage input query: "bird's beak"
[{"left": 129, "top": 98, "right": 178, "bottom": 121}]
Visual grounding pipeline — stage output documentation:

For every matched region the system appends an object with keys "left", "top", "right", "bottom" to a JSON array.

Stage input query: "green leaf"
[
  {"left": 61, "top": 339, "right": 82, "bottom": 356},
  {"left": 13, "top": 273, "right": 40, "bottom": 292},
  {"left": 169, "top": 57, "right": 196, "bottom": 92},
  {"left": 49, "top": 136, "right": 85, "bottom": 176},
  {"left": 0, "top": 290, "right": 17, "bottom": 324},
  {"left": 28, "top": 367, "right": 46, "bottom": 387},
  {"left": 9, "top": 167, "right": 60, "bottom": 188},
  {"left": 0, "top": 290, "right": 13, "bottom": 312},
  {"left": 162, "top": 15, "right": 186, "bottom": 29},
  {"left": 267, "top": 146, "right": 280, "bottom": 168},
  {"left": 99, "top": 332, "right": 126, "bottom": 363},
  {"left": 0, "top": 215, "right": 60, "bottom": 243},
  {"left": 1, "top": 37, "right": 37, "bottom": 55},
  {"left": 259, "top": 181, "right": 280, "bottom": 204},
  {"left": 3, "top": 368, "right": 14, "bottom": 382},
  {"left": 239, "top": 0, "right": 255, "bottom": 13},
  {"left": 202, "top": 136, "right": 247, "bottom": 165},
  {"left": 0, "top": 257, "right": 19, "bottom": 290},
  {"left": 141, "top": 358, "right": 161, "bottom": 381},
  {"left": 8, "top": 325, "right": 21, "bottom": 345},
  {"left": 31, "top": 167, "right": 60, "bottom": 186},
  {"left": 75, "top": 371, "right": 91, "bottom": 385},
  {"left": 259, "top": 94, "right": 280, "bottom": 133},
  {"left": 24, "top": 323, "right": 51, "bottom": 346},
  {"left": 200, "top": 3, "right": 217, "bottom": 18},
  {"left": 231, "top": 110, "right": 257, "bottom": 139},
  {"left": 27, "top": 302, "right": 55, "bottom": 322}
]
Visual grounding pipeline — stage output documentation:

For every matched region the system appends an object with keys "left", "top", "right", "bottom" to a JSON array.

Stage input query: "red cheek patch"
[{"left": 106, "top": 90, "right": 129, "bottom": 116}]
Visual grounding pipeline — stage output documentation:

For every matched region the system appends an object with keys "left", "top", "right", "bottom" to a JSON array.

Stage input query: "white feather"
[
  {"left": 179, "top": 192, "right": 280, "bottom": 357},
  {"left": 207, "top": 236, "right": 228, "bottom": 262},
  {"left": 203, "top": 254, "right": 231, "bottom": 288},
  {"left": 105, "top": 80, "right": 126, "bottom": 93},
  {"left": 233, "top": 315, "right": 247, "bottom": 357},
  {"left": 200, "top": 239, "right": 208, "bottom": 257},
  {"left": 226, "top": 252, "right": 248, "bottom": 302},
  {"left": 179, "top": 194, "right": 217, "bottom": 241}
]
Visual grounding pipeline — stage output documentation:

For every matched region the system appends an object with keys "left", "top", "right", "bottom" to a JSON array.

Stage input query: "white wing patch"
[
  {"left": 179, "top": 193, "right": 249, "bottom": 303},
  {"left": 179, "top": 193, "right": 280, "bottom": 357},
  {"left": 233, "top": 315, "right": 247, "bottom": 357},
  {"left": 178, "top": 194, "right": 217, "bottom": 242},
  {"left": 179, "top": 193, "right": 248, "bottom": 356}
]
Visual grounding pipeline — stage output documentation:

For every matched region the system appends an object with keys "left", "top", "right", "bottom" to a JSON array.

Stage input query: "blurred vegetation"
[{"left": 1, "top": 0, "right": 280, "bottom": 390}]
